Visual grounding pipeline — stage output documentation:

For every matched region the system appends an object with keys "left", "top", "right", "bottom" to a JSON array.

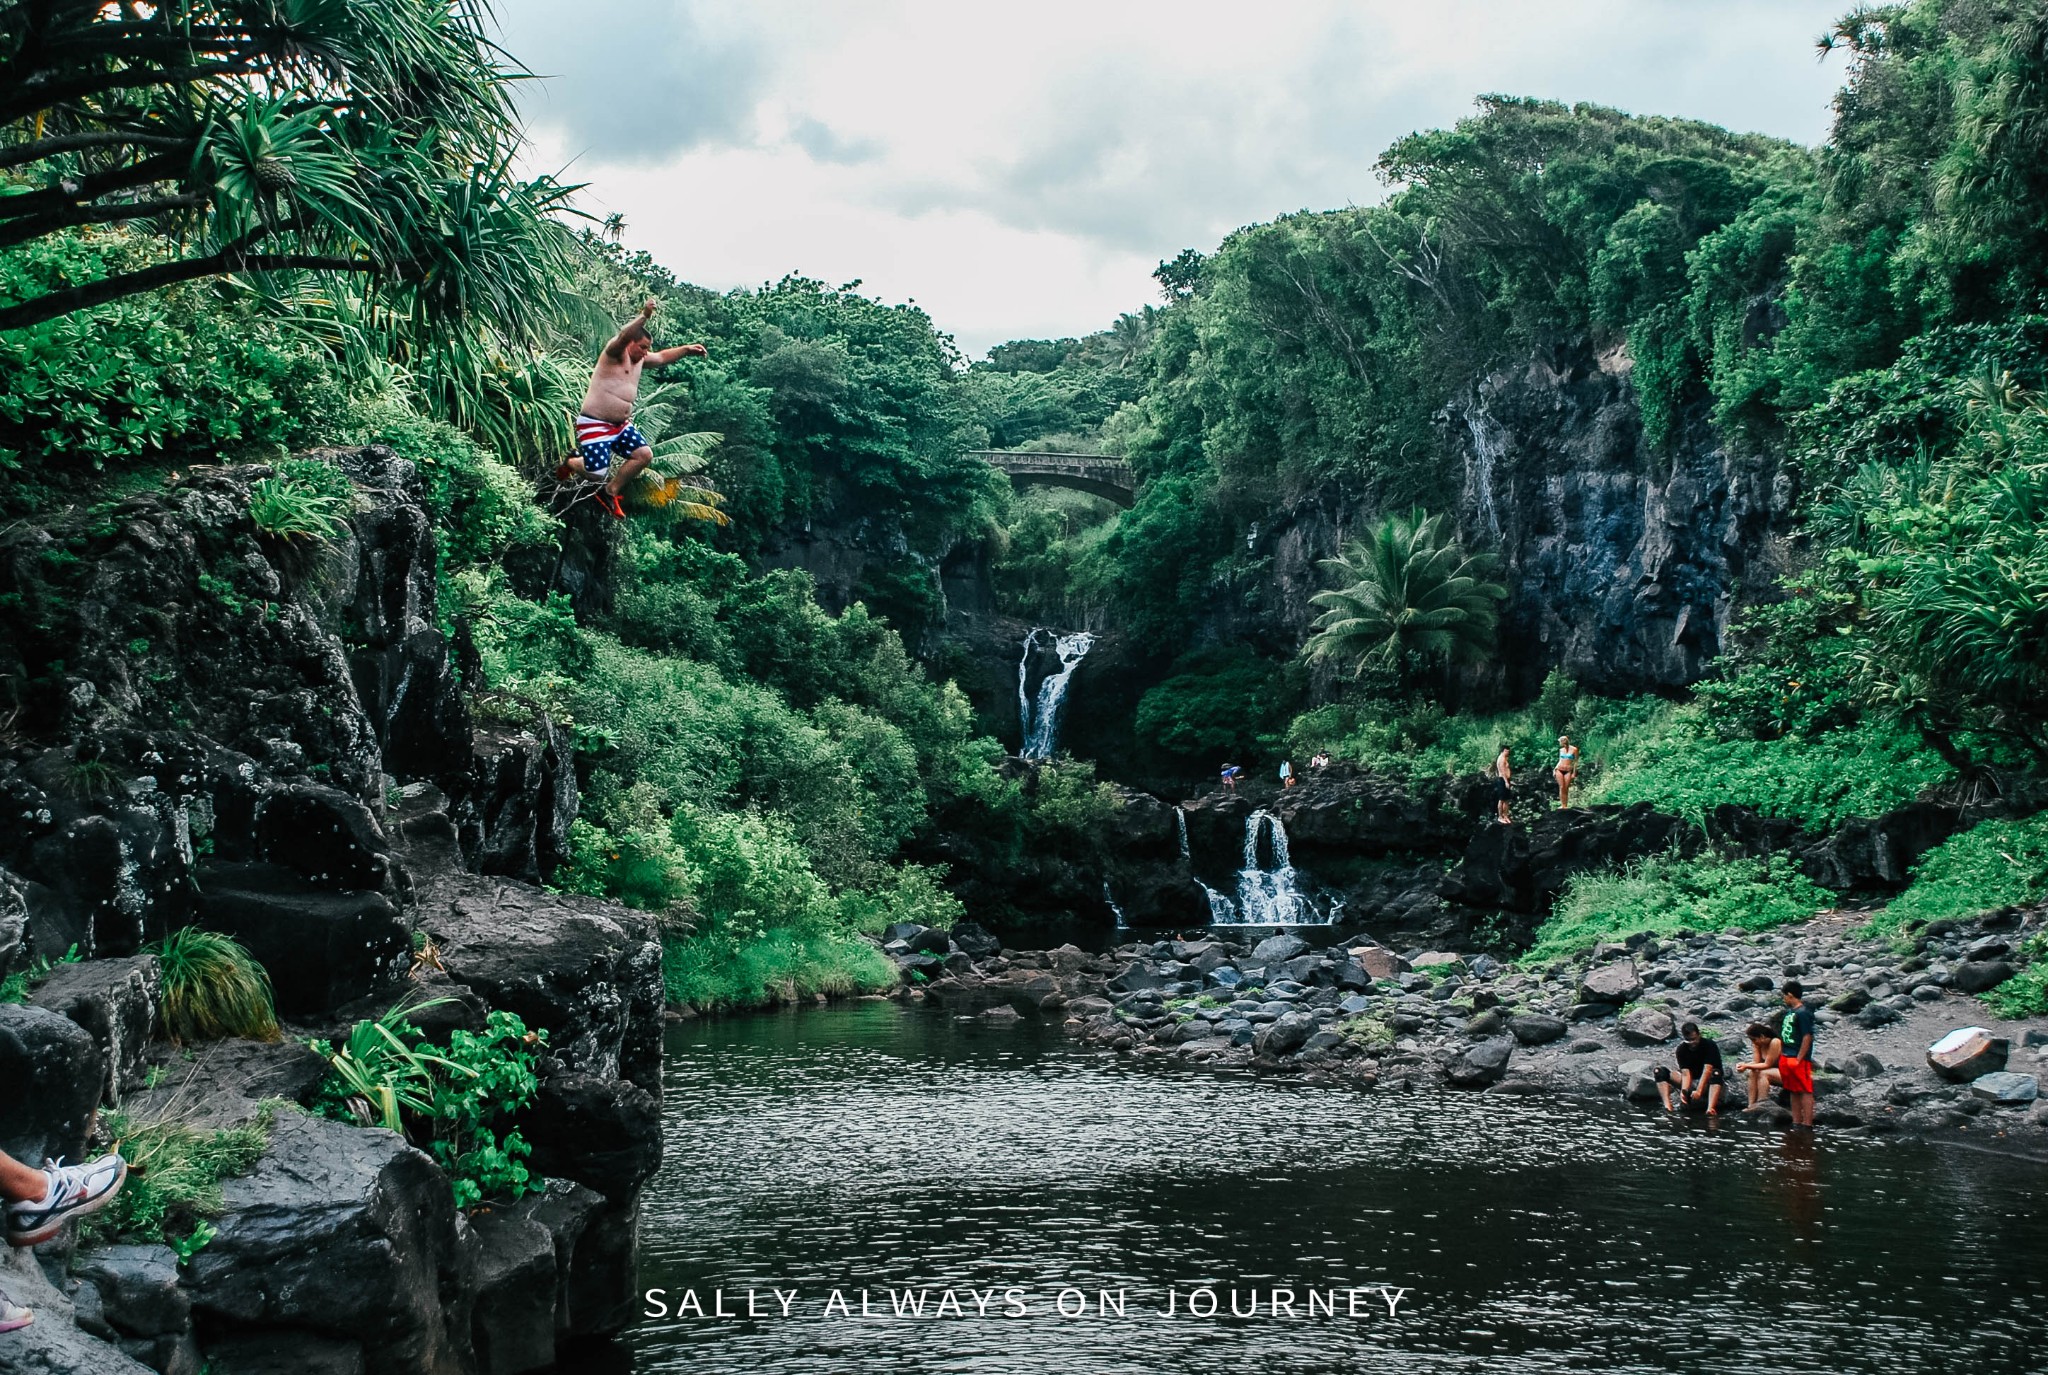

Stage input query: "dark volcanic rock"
[
  {"left": 1798, "top": 802, "right": 1964, "bottom": 893},
  {"left": 1508, "top": 1012, "right": 1568, "bottom": 1046},
  {"left": 0, "top": 1003, "right": 105, "bottom": 1164},
  {"left": 255, "top": 784, "right": 392, "bottom": 891},
  {"left": 1256, "top": 1010, "right": 1318, "bottom": 1057},
  {"left": 1267, "top": 773, "right": 1464, "bottom": 857},
  {"left": 28, "top": 953, "right": 160, "bottom": 1105},
  {"left": 418, "top": 871, "right": 663, "bottom": 1090},
  {"left": 1445, "top": 1037, "right": 1514, "bottom": 1087},
  {"left": 522, "top": 1072, "right": 663, "bottom": 1195},
  {"left": 183, "top": 1113, "right": 466, "bottom": 1375},
  {"left": 1577, "top": 961, "right": 1643, "bottom": 1006},
  {"left": 465, "top": 721, "right": 577, "bottom": 887},
  {"left": 466, "top": 1210, "right": 558, "bottom": 1375},
  {"left": 195, "top": 862, "right": 409, "bottom": 1017},
  {"left": 74, "top": 1245, "right": 190, "bottom": 1339},
  {"left": 1951, "top": 960, "right": 2015, "bottom": 994}
]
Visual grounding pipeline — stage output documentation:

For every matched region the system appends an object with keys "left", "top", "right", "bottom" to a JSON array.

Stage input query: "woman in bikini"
[
  {"left": 1734, "top": 1021, "right": 1783, "bottom": 1110},
  {"left": 1553, "top": 734, "right": 1580, "bottom": 808}
]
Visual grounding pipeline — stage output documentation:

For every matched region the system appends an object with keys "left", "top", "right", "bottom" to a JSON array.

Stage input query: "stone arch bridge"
[{"left": 970, "top": 450, "right": 1135, "bottom": 508}]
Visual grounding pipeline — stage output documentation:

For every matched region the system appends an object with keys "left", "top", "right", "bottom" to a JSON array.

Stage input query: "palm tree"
[
  {"left": 1302, "top": 508, "right": 1506, "bottom": 678},
  {"left": 0, "top": 0, "right": 579, "bottom": 339},
  {"left": 618, "top": 378, "right": 729, "bottom": 525}
]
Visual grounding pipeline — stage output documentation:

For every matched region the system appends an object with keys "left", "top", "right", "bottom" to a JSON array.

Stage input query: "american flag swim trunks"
[{"left": 574, "top": 414, "right": 648, "bottom": 474}]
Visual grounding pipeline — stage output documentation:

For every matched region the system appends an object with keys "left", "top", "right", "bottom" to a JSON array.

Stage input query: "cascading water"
[
  {"left": 1017, "top": 627, "right": 1095, "bottom": 762},
  {"left": 1175, "top": 808, "right": 1190, "bottom": 860},
  {"left": 1102, "top": 881, "right": 1128, "bottom": 930},
  {"left": 1460, "top": 402, "right": 1508, "bottom": 545},
  {"left": 1196, "top": 809, "right": 1340, "bottom": 926}
]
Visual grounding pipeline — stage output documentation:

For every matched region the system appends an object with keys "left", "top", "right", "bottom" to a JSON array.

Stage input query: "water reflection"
[{"left": 609, "top": 1003, "right": 2048, "bottom": 1375}]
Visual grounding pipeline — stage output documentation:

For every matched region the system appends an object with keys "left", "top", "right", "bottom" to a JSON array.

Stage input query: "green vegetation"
[
  {"left": 148, "top": 928, "right": 280, "bottom": 1044},
  {"left": 1865, "top": 812, "right": 2048, "bottom": 943},
  {"left": 1984, "top": 935, "right": 2048, "bottom": 1019},
  {"left": 87, "top": 1102, "right": 276, "bottom": 1255},
  {"left": 0, "top": 944, "right": 81, "bottom": 1003},
  {"left": 247, "top": 460, "right": 354, "bottom": 545},
  {"left": 1303, "top": 509, "right": 1507, "bottom": 682},
  {"left": 310, "top": 1003, "right": 544, "bottom": 1210},
  {"left": 1524, "top": 854, "right": 1830, "bottom": 964}
]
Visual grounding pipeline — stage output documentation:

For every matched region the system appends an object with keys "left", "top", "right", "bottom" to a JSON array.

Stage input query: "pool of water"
[{"left": 607, "top": 1002, "right": 2048, "bottom": 1374}]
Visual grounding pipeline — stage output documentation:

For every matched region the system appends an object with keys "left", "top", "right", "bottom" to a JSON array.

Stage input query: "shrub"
[
  {"left": 147, "top": 927, "right": 280, "bottom": 1043},
  {"left": 0, "top": 943, "right": 81, "bottom": 1004},
  {"left": 1864, "top": 813, "right": 2048, "bottom": 941},
  {"left": 85, "top": 1103, "right": 275, "bottom": 1255},
  {"left": 310, "top": 1002, "right": 545, "bottom": 1210},
  {"left": 1525, "top": 853, "right": 1829, "bottom": 964},
  {"left": 249, "top": 465, "right": 351, "bottom": 544}
]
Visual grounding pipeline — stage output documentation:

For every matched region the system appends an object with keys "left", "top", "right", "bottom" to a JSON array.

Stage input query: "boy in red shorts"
[{"left": 1777, "top": 981, "right": 1817, "bottom": 1128}]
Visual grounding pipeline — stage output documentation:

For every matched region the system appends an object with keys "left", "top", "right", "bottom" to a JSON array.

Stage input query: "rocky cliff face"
[
  {"left": 0, "top": 451, "right": 658, "bottom": 1375},
  {"left": 1237, "top": 341, "right": 1796, "bottom": 697}
]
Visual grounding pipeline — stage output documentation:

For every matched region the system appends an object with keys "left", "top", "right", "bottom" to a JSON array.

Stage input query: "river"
[{"left": 608, "top": 1001, "right": 2048, "bottom": 1374}]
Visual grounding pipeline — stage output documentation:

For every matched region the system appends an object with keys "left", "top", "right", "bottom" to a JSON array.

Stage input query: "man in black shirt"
[{"left": 1654, "top": 1022, "right": 1725, "bottom": 1115}]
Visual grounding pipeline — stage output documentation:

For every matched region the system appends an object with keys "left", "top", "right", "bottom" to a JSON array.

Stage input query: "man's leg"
[
  {"left": 605, "top": 443, "right": 654, "bottom": 497},
  {"left": 0, "top": 1150, "right": 45, "bottom": 1204},
  {"left": 1794, "top": 1092, "right": 1814, "bottom": 1127},
  {"left": 1706, "top": 1077, "right": 1723, "bottom": 1114}
]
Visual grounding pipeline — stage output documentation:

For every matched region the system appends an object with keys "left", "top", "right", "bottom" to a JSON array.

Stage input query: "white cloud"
[{"left": 494, "top": 0, "right": 1850, "bottom": 356}]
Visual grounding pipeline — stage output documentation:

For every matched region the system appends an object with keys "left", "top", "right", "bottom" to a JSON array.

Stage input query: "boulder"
[
  {"left": 29, "top": 954, "right": 160, "bottom": 1105},
  {"left": 182, "top": 1113, "right": 466, "bottom": 1375},
  {"left": 1577, "top": 961, "right": 1642, "bottom": 1006},
  {"left": 1255, "top": 1010, "right": 1317, "bottom": 1057},
  {"left": 1106, "top": 961, "right": 1166, "bottom": 994},
  {"left": 1839, "top": 1052, "right": 1886, "bottom": 1080},
  {"left": 1507, "top": 1012, "right": 1569, "bottom": 1046},
  {"left": 1968, "top": 1071, "right": 2039, "bottom": 1106},
  {"left": 194, "top": 863, "right": 409, "bottom": 1016},
  {"left": 947, "top": 921, "right": 1002, "bottom": 959},
  {"left": 1950, "top": 960, "right": 2015, "bottom": 994},
  {"left": 1798, "top": 802, "right": 1963, "bottom": 893},
  {"left": 73, "top": 1245, "right": 190, "bottom": 1340},
  {"left": 1445, "top": 1037, "right": 1513, "bottom": 1087},
  {"left": 1463, "top": 1008, "right": 1507, "bottom": 1038},
  {"left": 880, "top": 923, "right": 949, "bottom": 957},
  {"left": 1620, "top": 1060, "right": 1661, "bottom": 1103},
  {"left": 254, "top": 785, "right": 392, "bottom": 891},
  {"left": 0, "top": 1003, "right": 105, "bottom": 1165},
  {"left": 1926, "top": 1027, "right": 2011, "bottom": 1083},
  {"left": 419, "top": 872, "right": 662, "bottom": 1090},
  {"left": 500, "top": 1180, "right": 625, "bottom": 1339},
  {"left": 1350, "top": 946, "right": 1403, "bottom": 980},
  {"left": 521, "top": 1071, "right": 663, "bottom": 1194},
  {"left": 465, "top": 722, "right": 577, "bottom": 886},
  {"left": 1250, "top": 933, "right": 1308, "bottom": 966},
  {"left": 0, "top": 865, "right": 27, "bottom": 975},
  {"left": 1618, "top": 1008, "right": 1677, "bottom": 1045},
  {"left": 466, "top": 1210, "right": 558, "bottom": 1375}
]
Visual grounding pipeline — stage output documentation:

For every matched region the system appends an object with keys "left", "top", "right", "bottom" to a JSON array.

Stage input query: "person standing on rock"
[
  {"left": 1655, "top": 1022, "right": 1725, "bottom": 1115},
  {"left": 1491, "top": 744, "right": 1514, "bottom": 825},
  {"left": 1221, "top": 763, "right": 1242, "bottom": 791},
  {"left": 1777, "top": 983, "right": 1818, "bottom": 1128},
  {"left": 1735, "top": 1020, "right": 1783, "bottom": 1110},
  {"left": 559, "top": 297, "right": 708, "bottom": 519},
  {"left": 1280, "top": 758, "right": 1296, "bottom": 788},
  {"left": 1552, "top": 734, "right": 1580, "bottom": 809}
]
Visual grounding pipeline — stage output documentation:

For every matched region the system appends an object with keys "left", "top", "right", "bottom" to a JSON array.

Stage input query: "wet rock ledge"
[
  {"left": 890, "top": 909, "right": 2048, "bottom": 1149},
  {"left": 0, "top": 452, "right": 660, "bottom": 1375}
]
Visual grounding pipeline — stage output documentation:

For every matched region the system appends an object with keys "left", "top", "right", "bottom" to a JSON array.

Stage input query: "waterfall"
[
  {"left": 1460, "top": 402, "right": 1507, "bottom": 545},
  {"left": 1196, "top": 809, "right": 1339, "bottom": 927},
  {"left": 1018, "top": 627, "right": 1095, "bottom": 761},
  {"left": 1102, "top": 881, "right": 1128, "bottom": 929},
  {"left": 1174, "top": 807, "right": 1190, "bottom": 860}
]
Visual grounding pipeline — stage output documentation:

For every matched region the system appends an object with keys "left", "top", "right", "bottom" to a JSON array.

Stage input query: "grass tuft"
[
  {"left": 84, "top": 1101, "right": 278, "bottom": 1253},
  {"left": 148, "top": 927, "right": 280, "bottom": 1043}
]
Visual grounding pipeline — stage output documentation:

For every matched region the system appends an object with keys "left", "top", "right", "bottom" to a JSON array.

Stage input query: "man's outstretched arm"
[
  {"left": 647, "top": 343, "right": 708, "bottom": 365},
  {"left": 603, "top": 297, "right": 659, "bottom": 360}
]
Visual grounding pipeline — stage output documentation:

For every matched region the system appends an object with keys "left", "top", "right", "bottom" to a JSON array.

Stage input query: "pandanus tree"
[
  {"left": 1302, "top": 507, "right": 1507, "bottom": 681},
  {"left": 0, "top": 0, "right": 584, "bottom": 359}
]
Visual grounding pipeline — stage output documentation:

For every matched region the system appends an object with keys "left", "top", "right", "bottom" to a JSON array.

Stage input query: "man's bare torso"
[{"left": 582, "top": 354, "right": 646, "bottom": 422}]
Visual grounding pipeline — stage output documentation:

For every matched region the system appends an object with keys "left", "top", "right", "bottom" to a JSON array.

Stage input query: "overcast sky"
[{"left": 492, "top": 1, "right": 1852, "bottom": 358}]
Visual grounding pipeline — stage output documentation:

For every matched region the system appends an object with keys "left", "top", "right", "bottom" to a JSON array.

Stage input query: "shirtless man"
[{"left": 561, "top": 298, "right": 707, "bottom": 519}]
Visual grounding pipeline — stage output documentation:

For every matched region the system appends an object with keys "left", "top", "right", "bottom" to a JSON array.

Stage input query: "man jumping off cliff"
[{"left": 558, "top": 298, "right": 707, "bottom": 519}]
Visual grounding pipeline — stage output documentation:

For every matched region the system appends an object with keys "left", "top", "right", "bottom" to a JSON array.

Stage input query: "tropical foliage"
[
  {"left": 148, "top": 927, "right": 280, "bottom": 1043},
  {"left": 1302, "top": 509, "right": 1506, "bottom": 680}
]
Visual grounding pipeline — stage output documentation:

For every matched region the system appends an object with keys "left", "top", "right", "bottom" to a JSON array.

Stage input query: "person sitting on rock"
[
  {"left": 1490, "top": 744, "right": 1514, "bottom": 825},
  {"left": 1655, "top": 1021, "right": 1725, "bottom": 1115},
  {"left": 0, "top": 1147, "right": 126, "bottom": 1253},
  {"left": 1777, "top": 982, "right": 1818, "bottom": 1129},
  {"left": 1221, "top": 763, "right": 1242, "bottom": 791},
  {"left": 1553, "top": 734, "right": 1580, "bottom": 809},
  {"left": 1735, "top": 1020, "right": 1783, "bottom": 1110},
  {"left": 558, "top": 297, "right": 708, "bottom": 520},
  {"left": 1280, "top": 758, "right": 1296, "bottom": 788}
]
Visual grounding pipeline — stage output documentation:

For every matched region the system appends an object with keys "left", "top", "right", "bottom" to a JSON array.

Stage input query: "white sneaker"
[
  {"left": 0, "top": 1290, "right": 31, "bottom": 1333},
  {"left": 4, "top": 1154, "right": 127, "bottom": 1247}
]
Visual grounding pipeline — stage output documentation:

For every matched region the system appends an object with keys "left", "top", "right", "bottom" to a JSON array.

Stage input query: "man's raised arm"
[
  {"left": 648, "top": 343, "right": 709, "bottom": 365},
  {"left": 602, "top": 298, "right": 659, "bottom": 359}
]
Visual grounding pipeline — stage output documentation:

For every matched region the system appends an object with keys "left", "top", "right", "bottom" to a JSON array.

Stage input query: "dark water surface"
[{"left": 615, "top": 1002, "right": 2048, "bottom": 1374}]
